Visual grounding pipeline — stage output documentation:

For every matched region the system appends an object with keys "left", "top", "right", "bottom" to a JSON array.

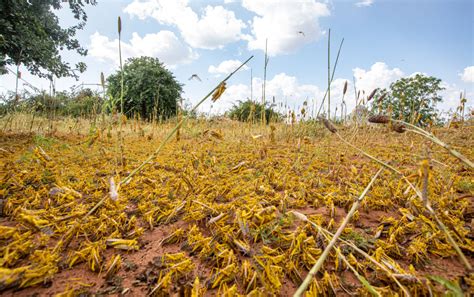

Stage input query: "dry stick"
[
  {"left": 294, "top": 168, "right": 383, "bottom": 297},
  {"left": 333, "top": 128, "right": 472, "bottom": 271},
  {"left": 291, "top": 210, "right": 411, "bottom": 296},
  {"left": 393, "top": 120, "right": 473, "bottom": 169}
]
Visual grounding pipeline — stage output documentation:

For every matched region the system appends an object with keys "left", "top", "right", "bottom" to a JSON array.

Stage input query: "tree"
[
  {"left": 0, "top": 0, "right": 96, "bottom": 79},
  {"left": 227, "top": 100, "right": 281, "bottom": 123},
  {"left": 107, "top": 57, "right": 183, "bottom": 120},
  {"left": 372, "top": 74, "right": 444, "bottom": 126}
]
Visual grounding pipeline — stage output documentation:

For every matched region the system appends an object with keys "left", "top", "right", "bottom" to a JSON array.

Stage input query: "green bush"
[
  {"left": 107, "top": 56, "right": 182, "bottom": 120},
  {"left": 227, "top": 100, "right": 281, "bottom": 123}
]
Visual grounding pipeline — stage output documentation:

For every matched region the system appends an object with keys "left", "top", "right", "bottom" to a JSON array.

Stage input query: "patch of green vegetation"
[
  {"left": 456, "top": 179, "right": 474, "bottom": 194},
  {"left": 41, "top": 169, "right": 56, "bottom": 184},
  {"left": 343, "top": 229, "right": 371, "bottom": 250},
  {"left": 33, "top": 134, "right": 58, "bottom": 149},
  {"left": 18, "top": 151, "right": 33, "bottom": 163},
  {"left": 427, "top": 275, "right": 463, "bottom": 297}
]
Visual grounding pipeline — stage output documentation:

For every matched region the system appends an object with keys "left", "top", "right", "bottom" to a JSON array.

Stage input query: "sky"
[{"left": 1, "top": 0, "right": 473, "bottom": 116}]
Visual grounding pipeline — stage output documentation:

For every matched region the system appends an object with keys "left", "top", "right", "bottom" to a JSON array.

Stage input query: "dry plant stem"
[
  {"left": 336, "top": 131, "right": 472, "bottom": 271},
  {"left": 327, "top": 28, "right": 331, "bottom": 120},
  {"left": 294, "top": 168, "right": 383, "bottom": 297},
  {"left": 394, "top": 120, "right": 473, "bottom": 169},
  {"left": 428, "top": 206, "right": 472, "bottom": 271},
  {"left": 262, "top": 39, "right": 268, "bottom": 127},
  {"left": 291, "top": 210, "right": 411, "bottom": 296},
  {"left": 118, "top": 16, "right": 125, "bottom": 167},
  {"left": 336, "top": 250, "right": 381, "bottom": 297}
]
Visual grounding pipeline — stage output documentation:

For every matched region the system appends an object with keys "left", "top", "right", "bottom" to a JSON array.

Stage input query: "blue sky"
[{"left": 1, "top": 0, "right": 473, "bottom": 115}]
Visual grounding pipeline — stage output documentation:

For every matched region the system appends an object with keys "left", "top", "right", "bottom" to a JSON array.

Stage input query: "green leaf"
[{"left": 428, "top": 275, "right": 464, "bottom": 297}]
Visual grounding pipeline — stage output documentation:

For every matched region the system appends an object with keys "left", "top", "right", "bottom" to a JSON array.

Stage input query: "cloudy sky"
[{"left": 1, "top": 0, "right": 473, "bottom": 116}]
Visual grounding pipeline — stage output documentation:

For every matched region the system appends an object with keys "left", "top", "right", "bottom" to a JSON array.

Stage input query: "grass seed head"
[
  {"left": 319, "top": 117, "right": 337, "bottom": 133},
  {"left": 117, "top": 16, "right": 122, "bottom": 34},
  {"left": 377, "top": 92, "right": 387, "bottom": 103},
  {"left": 368, "top": 115, "right": 390, "bottom": 124},
  {"left": 367, "top": 88, "right": 378, "bottom": 102}
]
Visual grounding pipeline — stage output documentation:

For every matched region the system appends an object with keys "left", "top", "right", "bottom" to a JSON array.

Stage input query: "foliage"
[
  {"left": 65, "top": 89, "right": 102, "bottom": 117},
  {"left": 0, "top": 0, "right": 96, "bottom": 79},
  {"left": 227, "top": 100, "right": 281, "bottom": 123},
  {"left": 0, "top": 88, "right": 102, "bottom": 117},
  {"left": 428, "top": 276, "right": 464, "bottom": 297},
  {"left": 107, "top": 57, "right": 183, "bottom": 120},
  {"left": 371, "top": 74, "right": 444, "bottom": 126}
]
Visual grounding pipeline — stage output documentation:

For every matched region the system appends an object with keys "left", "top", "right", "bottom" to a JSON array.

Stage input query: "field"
[{"left": 0, "top": 114, "right": 473, "bottom": 296}]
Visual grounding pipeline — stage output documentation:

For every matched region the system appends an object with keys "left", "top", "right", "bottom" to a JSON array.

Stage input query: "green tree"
[
  {"left": 373, "top": 74, "right": 444, "bottom": 126},
  {"left": 107, "top": 57, "right": 183, "bottom": 120},
  {"left": 0, "top": 0, "right": 96, "bottom": 79},
  {"left": 228, "top": 100, "right": 281, "bottom": 123}
]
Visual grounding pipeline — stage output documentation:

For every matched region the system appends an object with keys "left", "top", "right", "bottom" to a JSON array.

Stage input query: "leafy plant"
[
  {"left": 0, "top": 0, "right": 96, "bottom": 79},
  {"left": 227, "top": 100, "right": 281, "bottom": 123},
  {"left": 372, "top": 74, "right": 444, "bottom": 126},
  {"left": 428, "top": 275, "right": 464, "bottom": 297},
  {"left": 107, "top": 57, "right": 183, "bottom": 120}
]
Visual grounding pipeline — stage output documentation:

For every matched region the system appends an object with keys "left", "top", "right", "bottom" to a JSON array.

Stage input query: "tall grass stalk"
[
  {"left": 316, "top": 37, "right": 344, "bottom": 118},
  {"left": 262, "top": 39, "right": 269, "bottom": 126},
  {"left": 294, "top": 168, "right": 383, "bottom": 296},
  {"left": 327, "top": 28, "right": 331, "bottom": 120},
  {"left": 117, "top": 16, "right": 125, "bottom": 166}
]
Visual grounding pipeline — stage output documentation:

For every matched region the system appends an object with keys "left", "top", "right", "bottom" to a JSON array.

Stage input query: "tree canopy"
[
  {"left": 0, "top": 0, "right": 96, "bottom": 79},
  {"left": 372, "top": 74, "right": 444, "bottom": 126},
  {"left": 107, "top": 57, "right": 183, "bottom": 120}
]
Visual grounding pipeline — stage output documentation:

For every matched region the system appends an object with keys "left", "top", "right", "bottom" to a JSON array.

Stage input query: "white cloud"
[
  {"left": 242, "top": 0, "right": 330, "bottom": 56},
  {"left": 438, "top": 82, "right": 473, "bottom": 113},
  {"left": 208, "top": 59, "right": 249, "bottom": 76},
  {"left": 355, "top": 0, "right": 374, "bottom": 7},
  {"left": 88, "top": 31, "right": 197, "bottom": 68},
  {"left": 460, "top": 66, "right": 474, "bottom": 83},
  {"left": 124, "top": 0, "right": 246, "bottom": 49},
  {"left": 353, "top": 62, "right": 404, "bottom": 96}
]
